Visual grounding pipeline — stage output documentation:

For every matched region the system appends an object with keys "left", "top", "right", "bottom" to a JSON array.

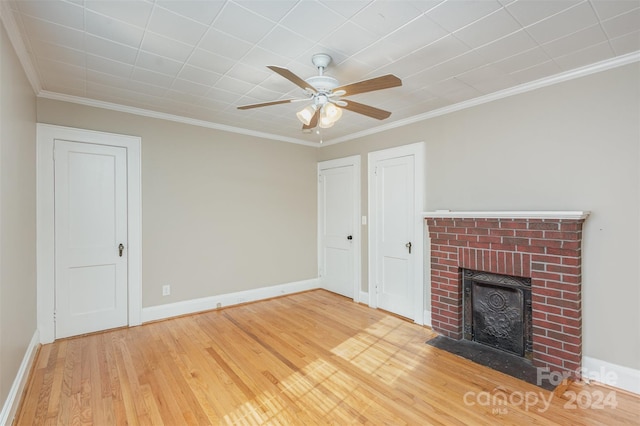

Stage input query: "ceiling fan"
[{"left": 237, "top": 53, "right": 402, "bottom": 131}]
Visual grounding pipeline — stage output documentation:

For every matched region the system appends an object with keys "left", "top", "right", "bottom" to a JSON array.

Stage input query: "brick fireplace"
[{"left": 424, "top": 211, "right": 589, "bottom": 376}]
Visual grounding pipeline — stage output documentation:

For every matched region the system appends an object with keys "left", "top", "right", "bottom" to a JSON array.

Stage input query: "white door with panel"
[
  {"left": 369, "top": 143, "right": 424, "bottom": 322},
  {"left": 318, "top": 157, "right": 360, "bottom": 300},
  {"left": 54, "top": 140, "right": 129, "bottom": 338}
]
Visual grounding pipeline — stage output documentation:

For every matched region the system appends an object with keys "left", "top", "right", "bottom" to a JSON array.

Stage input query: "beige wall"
[
  {"left": 0, "top": 22, "right": 37, "bottom": 405},
  {"left": 37, "top": 100, "right": 318, "bottom": 307},
  {"left": 318, "top": 63, "right": 640, "bottom": 371}
]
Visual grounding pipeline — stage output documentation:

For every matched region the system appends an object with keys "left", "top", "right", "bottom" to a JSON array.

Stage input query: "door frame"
[
  {"left": 368, "top": 142, "right": 425, "bottom": 324},
  {"left": 317, "top": 155, "right": 361, "bottom": 302},
  {"left": 37, "top": 124, "right": 142, "bottom": 344}
]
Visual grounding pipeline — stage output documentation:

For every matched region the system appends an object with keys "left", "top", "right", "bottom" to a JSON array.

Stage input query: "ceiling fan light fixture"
[
  {"left": 296, "top": 104, "right": 317, "bottom": 125},
  {"left": 318, "top": 103, "right": 342, "bottom": 128}
]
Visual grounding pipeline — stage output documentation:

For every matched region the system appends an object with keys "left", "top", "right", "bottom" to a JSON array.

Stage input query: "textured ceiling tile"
[
  {"left": 213, "top": 2, "right": 275, "bottom": 44},
  {"left": 426, "top": 0, "right": 502, "bottom": 33},
  {"left": 279, "top": 1, "right": 346, "bottom": 42},
  {"left": 156, "top": 0, "right": 225, "bottom": 25},
  {"left": 350, "top": 0, "right": 422, "bottom": 36},
  {"left": 526, "top": 2, "right": 599, "bottom": 45},
  {"left": 85, "top": 0, "right": 154, "bottom": 28},
  {"left": 85, "top": 10, "right": 145, "bottom": 48},
  {"left": 234, "top": 0, "right": 298, "bottom": 22}
]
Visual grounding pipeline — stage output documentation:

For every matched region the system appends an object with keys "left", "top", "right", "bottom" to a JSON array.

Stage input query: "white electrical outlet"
[{"left": 162, "top": 285, "right": 170, "bottom": 296}]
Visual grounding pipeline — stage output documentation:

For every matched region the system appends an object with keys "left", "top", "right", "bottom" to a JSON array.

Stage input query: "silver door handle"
[
  {"left": 405, "top": 242, "right": 412, "bottom": 254},
  {"left": 118, "top": 243, "right": 124, "bottom": 257}
]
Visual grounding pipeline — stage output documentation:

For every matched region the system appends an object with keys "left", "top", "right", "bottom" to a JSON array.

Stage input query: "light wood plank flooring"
[{"left": 15, "top": 289, "right": 639, "bottom": 425}]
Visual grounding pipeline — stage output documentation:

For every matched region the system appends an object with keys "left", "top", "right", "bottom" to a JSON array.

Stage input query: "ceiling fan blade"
[
  {"left": 302, "top": 109, "right": 320, "bottom": 130},
  {"left": 267, "top": 66, "right": 317, "bottom": 93},
  {"left": 237, "top": 99, "right": 298, "bottom": 110},
  {"left": 335, "top": 74, "right": 402, "bottom": 96},
  {"left": 341, "top": 100, "right": 392, "bottom": 120}
]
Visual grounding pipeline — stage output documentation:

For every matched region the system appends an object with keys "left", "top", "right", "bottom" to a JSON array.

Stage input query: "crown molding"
[
  {"left": 323, "top": 51, "right": 640, "bottom": 146},
  {"left": 38, "top": 91, "right": 318, "bottom": 147},
  {"left": 0, "top": 0, "right": 41, "bottom": 94}
]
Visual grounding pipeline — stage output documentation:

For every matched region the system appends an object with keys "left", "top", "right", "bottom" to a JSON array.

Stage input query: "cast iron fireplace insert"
[{"left": 462, "top": 269, "right": 533, "bottom": 361}]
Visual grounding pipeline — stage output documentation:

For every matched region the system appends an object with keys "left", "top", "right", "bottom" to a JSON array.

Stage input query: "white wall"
[
  {"left": 318, "top": 63, "right": 640, "bottom": 372},
  {"left": 36, "top": 100, "right": 319, "bottom": 308},
  {"left": 0, "top": 21, "right": 37, "bottom": 406}
]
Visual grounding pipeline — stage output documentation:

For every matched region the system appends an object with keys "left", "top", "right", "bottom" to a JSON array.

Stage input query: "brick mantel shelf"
[{"left": 423, "top": 210, "right": 590, "bottom": 376}]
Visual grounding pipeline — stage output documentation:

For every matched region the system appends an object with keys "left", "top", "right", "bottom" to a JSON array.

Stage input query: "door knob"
[
  {"left": 118, "top": 243, "right": 124, "bottom": 257},
  {"left": 405, "top": 242, "right": 412, "bottom": 254},
  {"left": 347, "top": 235, "right": 353, "bottom": 240}
]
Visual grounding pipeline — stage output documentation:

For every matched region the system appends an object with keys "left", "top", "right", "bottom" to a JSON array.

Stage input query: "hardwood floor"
[{"left": 15, "top": 289, "right": 639, "bottom": 425}]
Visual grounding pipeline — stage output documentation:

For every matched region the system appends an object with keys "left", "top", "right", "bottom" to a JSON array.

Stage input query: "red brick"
[
  {"left": 544, "top": 280, "right": 579, "bottom": 292},
  {"left": 536, "top": 287, "right": 563, "bottom": 298},
  {"left": 518, "top": 245, "right": 546, "bottom": 254},
  {"left": 563, "top": 342, "right": 581, "bottom": 355},
  {"left": 536, "top": 353, "right": 564, "bottom": 368},
  {"left": 533, "top": 335, "right": 563, "bottom": 348},
  {"left": 515, "top": 230, "right": 544, "bottom": 238},
  {"left": 528, "top": 222, "right": 559, "bottom": 231},
  {"left": 478, "top": 236, "right": 502, "bottom": 244},
  {"left": 547, "top": 247, "right": 580, "bottom": 257},
  {"left": 445, "top": 227, "right": 467, "bottom": 234},
  {"left": 532, "top": 304, "right": 562, "bottom": 316},
  {"left": 454, "top": 220, "right": 476, "bottom": 227},
  {"left": 546, "top": 297, "right": 580, "bottom": 310},
  {"left": 468, "top": 242, "right": 491, "bottom": 249},
  {"left": 560, "top": 222, "right": 582, "bottom": 231},
  {"left": 532, "top": 254, "right": 563, "bottom": 264},
  {"left": 532, "top": 262, "right": 545, "bottom": 271},
  {"left": 547, "top": 264, "right": 581, "bottom": 275},
  {"left": 547, "top": 331, "right": 581, "bottom": 345},
  {"left": 532, "top": 310, "right": 548, "bottom": 320},
  {"left": 467, "top": 227, "right": 489, "bottom": 235},
  {"left": 489, "top": 229, "right": 516, "bottom": 236},
  {"left": 531, "top": 271, "right": 562, "bottom": 281},
  {"left": 475, "top": 220, "right": 500, "bottom": 228},
  {"left": 537, "top": 320, "right": 564, "bottom": 332},
  {"left": 562, "top": 275, "right": 581, "bottom": 284},
  {"left": 545, "top": 231, "right": 580, "bottom": 240},
  {"left": 500, "top": 221, "right": 529, "bottom": 229},
  {"left": 523, "top": 254, "right": 531, "bottom": 277},
  {"left": 562, "top": 308, "right": 581, "bottom": 319},
  {"left": 562, "top": 325, "right": 581, "bottom": 337},
  {"left": 562, "top": 241, "right": 582, "bottom": 250},
  {"left": 547, "top": 314, "right": 580, "bottom": 328},
  {"left": 440, "top": 245, "right": 459, "bottom": 253},
  {"left": 490, "top": 244, "right": 517, "bottom": 252},
  {"left": 548, "top": 347, "right": 577, "bottom": 361},
  {"left": 561, "top": 257, "right": 580, "bottom": 266},
  {"left": 503, "top": 237, "right": 530, "bottom": 246},
  {"left": 530, "top": 238, "right": 563, "bottom": 248}
]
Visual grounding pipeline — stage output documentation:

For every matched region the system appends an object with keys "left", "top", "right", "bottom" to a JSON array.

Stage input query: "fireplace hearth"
[{"left": 462, "top": 269, "right": 532, "bottom": 360}]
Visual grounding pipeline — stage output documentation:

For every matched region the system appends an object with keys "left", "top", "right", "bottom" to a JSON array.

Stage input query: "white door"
[
  {"left": 369, "top": 142, "right": 425, "bottom": 323},
  {"left": 54, "top": 140, "right": 129, "bottom": 338},
  {"left": 318, "top": 157, "right": 360, "bottom": 300},
  {"left": 374, "top": 155, "right": 415, "bottom": 318}
]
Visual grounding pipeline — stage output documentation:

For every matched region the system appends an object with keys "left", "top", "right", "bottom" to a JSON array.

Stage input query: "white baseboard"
[
  {"left": 142, "top": 278, "right": 320, "bottom": 323},
  {"left": 359, "top": 291, "right": 369, "bottom": 305},
  {"left": 0, "top": 330, "right": 40, "bottom": 426},
  {"left": 582, "top": 356, "right": 640, "bottom": 395}
]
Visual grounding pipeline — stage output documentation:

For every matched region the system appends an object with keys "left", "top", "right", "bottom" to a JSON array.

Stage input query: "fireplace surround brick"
[{"left": 425, "top": 215, "right": 587, "bottom": 376}]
